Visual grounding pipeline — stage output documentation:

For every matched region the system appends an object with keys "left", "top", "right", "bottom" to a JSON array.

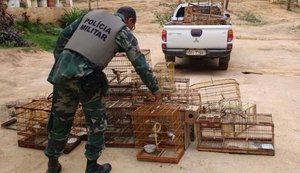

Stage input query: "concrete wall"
[{"left": 6, "top": 7, "right": 71, "bottom": 25}]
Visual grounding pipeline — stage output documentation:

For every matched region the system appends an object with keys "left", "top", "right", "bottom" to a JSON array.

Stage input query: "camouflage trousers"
[{"left": 44, "top": 69, "right": 109, "bottom": 160}]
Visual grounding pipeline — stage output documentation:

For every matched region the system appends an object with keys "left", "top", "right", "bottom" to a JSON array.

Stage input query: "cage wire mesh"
[
  {"left": 196, "top": 113, "right": 274, "bottom": 155},
  {"left": 190, "top": 79, "right": 242, "bottom": 113},
  {"left": 105, "top": 100, "right": 137, "bottom": 147},
  {"left": 179, "top": 0, "right": 230, "bottom": 25},
  {"left": 16, "top": 99, "right": 50, "bottom": 143},
  {"left": 131, "top": 104, "right": 185, "bottom": 163},
  {"left": 153, "top": 62, "right": 175, "bottom": 93},
  {"left": 161, "top": 78, "right": 191, "bottom": 105},
  {"left": 131, "top": 61, "right": 177, "bottom": 105},
  {"left": 103, "top": 49, "right": 151, "bottom": 86},
  {"left": 15, "top": 99, "right": 83, "bottom": 152}
]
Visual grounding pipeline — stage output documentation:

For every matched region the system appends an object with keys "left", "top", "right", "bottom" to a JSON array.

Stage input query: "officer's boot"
[
  {"left": 85, "top": 159, "right": 112, "bottom": 173},
  {"left": 46, "top": 157, "right": 62, "bottom": 173}
]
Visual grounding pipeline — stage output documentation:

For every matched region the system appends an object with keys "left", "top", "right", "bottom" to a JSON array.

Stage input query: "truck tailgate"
[{"left": 164, "top": 25, "right": 231, "bottom": 49}]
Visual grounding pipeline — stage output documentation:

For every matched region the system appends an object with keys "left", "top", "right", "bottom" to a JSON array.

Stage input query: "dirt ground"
[{"left": 0, "top": 0, "right": 300, "bottom": 173}]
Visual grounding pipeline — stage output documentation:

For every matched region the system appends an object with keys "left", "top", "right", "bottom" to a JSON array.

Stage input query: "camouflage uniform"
[{"left": 44, "top": 13, "right": 159, "bottom": 161}]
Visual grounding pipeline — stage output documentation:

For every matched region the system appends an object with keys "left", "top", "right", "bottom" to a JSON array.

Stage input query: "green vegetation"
[
  {"left": 0, "top": 22, "right": 61, "bottom": 51},
  {"left": 0, "top": 30, "right": 28, "bottom": 47},
  {"left": 23, "top": 32, "right": 58, "bottom": 51},
  {"left": 239, "top": 11, "right": 267, "bottom": 25},
  {"left": 58, "top": 8, "right": 87, "bottom": 28},
  {"left": 20, "top": 22, "right": 61, "bottom": 51},
  {"left": 153, "top": 2, "right": 180, "bottom": 27},
  {"left": 1, "top": 8, "right": 86, "bottom": 51}
]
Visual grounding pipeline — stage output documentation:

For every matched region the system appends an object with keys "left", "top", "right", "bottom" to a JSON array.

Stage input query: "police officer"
[{"left": 45, "top": 6, "right": 161, "bottom": 173}]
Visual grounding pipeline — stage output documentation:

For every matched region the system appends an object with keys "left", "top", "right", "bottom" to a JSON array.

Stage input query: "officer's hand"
[
  {"left": 153, "top": 91, "right": 162, "bottom": 105},
  {"left": 148, "top": 91, "right": 161, "bottom": 103}
]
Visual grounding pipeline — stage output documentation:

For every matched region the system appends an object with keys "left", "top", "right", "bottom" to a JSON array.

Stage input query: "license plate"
[{"left": 186, "top": 49, "right": 206, "bottom": 56}]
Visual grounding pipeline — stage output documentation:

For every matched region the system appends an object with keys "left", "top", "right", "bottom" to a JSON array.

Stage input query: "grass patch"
[
  {"left": 5, "top": 22, "right": 61, "bottom": 51},
  {"left": 239, "top": 11, "right": 267, "bottom": 26},
  {"left": 23, "top": 32, "right": 58, "bottom": 51},
  {"left": 20, "top": 47, "right": 34, "bottom": 52}
]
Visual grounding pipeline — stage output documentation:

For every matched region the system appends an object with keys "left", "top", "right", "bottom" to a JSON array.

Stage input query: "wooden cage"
[
  {"left": 105, "top": 100, "right": 137, "bottom": 148},
  {"left": 103, "top": 49, "right": 152, "bottom": 87},
  {"left": 131, "top": 104, "right": 185, "bottom": 163},
  {"left": 196, "top": 113, "right": 275, "bottom": 155},
  {"left": 16, "top": 99, "right": 83, "bottom": 153}
]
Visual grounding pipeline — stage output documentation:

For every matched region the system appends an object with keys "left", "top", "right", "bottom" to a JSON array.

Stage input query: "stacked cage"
[
  {"left": 132, "top": 62, "right": 176, "bottom": 105},
  {"left": 16, "top": 99, "right": 50, "bottom": 149},
  {"left": 16, "top": 99, "right": 83, "bottom": 153},
  {"left": 196, "top": 113, "right": 274, "bottom": 155},
  {"left": 182, "top": 1, "right": 229, "bottom": 25},
  {"left": 103, "top": 50, "right": 152, "bottom": 147},
  {"left": 161, "top": 77, "right": 201, "bottom": 149},
  {"left": 153, "top": 62, "right": 175, "bottom": 93},
  {"left": 104, "top": 49, "right": 152, "bottom": 103},
  {"left": 131, "top": 104, "right": 185, "bottom": 163},
  {"left": 103, "top": 49, "right": 151, "bottom": 88},
  {"left": 191, "top": 79, "right": 274, "bottom": 155},
  {"left": 70, "top": 106, "right": 87, "bottom": 139},
  {"left": 190, "top": 79, "right": 242, "bottom": 113},
  {"left": 105, "top": 100, "right": 137, "bottom": 147},
  {"left": 162, "top": 78, "right": 190, "bottom": 105}
]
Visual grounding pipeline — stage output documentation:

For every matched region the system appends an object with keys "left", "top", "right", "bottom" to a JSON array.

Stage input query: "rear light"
[
  {"left": 227, "top": 29, "right": 233, "bottom": 42},
  {"left": 227, "top": 43, "right": 233, "bottom": 50},
  {"left": 162, "top": 30, "right": 167, "bottom": 42},
  {"left": 162, "top": 43, "right": 167, "bottom": 49}
]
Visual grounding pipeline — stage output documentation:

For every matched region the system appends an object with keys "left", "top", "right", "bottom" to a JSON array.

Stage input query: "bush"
[
  {"left": 153, "top": 3, "right": 179, "bottom": 27},
  {"left": 13, "top": 22, "right": 60, "bottom": 51},
  {"left": 240, "top": 11, "right": 266, "bottom": 25},
  {"left": 153, "top": 1, "right": 197, "bottom": 27},
  {"left": 0, "top": 30, "right": 28, "bottom": 47},
  {"left": 58, "top": 8, "right": 88, "bottom": 28}
]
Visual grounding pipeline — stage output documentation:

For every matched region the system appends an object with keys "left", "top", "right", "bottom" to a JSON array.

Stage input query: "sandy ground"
[{"left": 1, "top": 0, "right": 300, "bottom": 173}]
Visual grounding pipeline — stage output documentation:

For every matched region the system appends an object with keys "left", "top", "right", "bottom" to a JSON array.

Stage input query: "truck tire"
[
  {"left": 219, "top": 61, "right": 229, "bottom": 70},
  {"left": 165, "top": 55, "right": 175, "bottom": 62},
  {"left": 218, "top": 55, "right": 230, "bottom": 70}
]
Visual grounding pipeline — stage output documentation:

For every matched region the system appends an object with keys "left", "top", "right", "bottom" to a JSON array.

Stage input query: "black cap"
[{"left": 117, "top": 6, "right": 136, "bottom": 23}]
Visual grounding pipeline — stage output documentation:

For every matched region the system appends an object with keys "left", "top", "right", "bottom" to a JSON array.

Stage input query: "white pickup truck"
[{"left": 161, "top": 3, "right": 233, "bottom": 70}]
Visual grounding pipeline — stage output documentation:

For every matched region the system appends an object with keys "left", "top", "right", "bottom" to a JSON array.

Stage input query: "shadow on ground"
[{"left": 173, "top": 57, "right": 229, "bottom": 75}]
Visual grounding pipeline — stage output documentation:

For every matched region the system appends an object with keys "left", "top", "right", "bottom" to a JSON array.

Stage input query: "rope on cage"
[{"left": 152, "top": 122, "right": 161, "bottom": 148}]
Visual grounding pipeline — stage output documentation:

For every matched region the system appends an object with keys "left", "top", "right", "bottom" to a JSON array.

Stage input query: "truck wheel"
[
  {"left": 219, "top": 61, "right": 229, "bottom": 70},
  {"left": 218, "top": 55, "right": 230, "bottom": 70},
  {"left": 165, "top": 55, "right": 175, "bottom": 62}
]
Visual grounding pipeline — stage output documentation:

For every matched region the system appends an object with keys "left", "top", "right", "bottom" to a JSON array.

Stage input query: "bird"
[{"left": 112, "top": 69, "right": 126, "bottom": 83}]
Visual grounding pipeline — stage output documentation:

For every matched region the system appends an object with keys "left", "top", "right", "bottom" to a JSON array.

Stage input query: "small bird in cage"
[{"left": 112, "top": 69, "right": 126, "bottom": 83}]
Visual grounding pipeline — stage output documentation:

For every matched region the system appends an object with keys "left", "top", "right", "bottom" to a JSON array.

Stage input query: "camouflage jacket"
[{"left": 48, "top": 13, "right": 159, "bottom": 94}]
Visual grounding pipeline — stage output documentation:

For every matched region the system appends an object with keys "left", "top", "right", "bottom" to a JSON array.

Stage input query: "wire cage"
[
  {"left": 131, "top": 62, "right": 177, "bottom": 105},
  {"left": 196, "top": 113, "right": 274, "bottom": 155},
  {"left": 70, "top": 106, "right": 87, "bottom": 139},
  {"left": 153, "top": 62, "right": 175, "bottom": 93},
  {"left": 190, "top": 79, "right": 241, "bottom": 114},
  {"left": 16, "top": 99, "right": 82, "bottom": 153},
  {"left": 107, "top": 85, "right": 134, "bottom": 101},
  {"left": 162, "top": 78, "right": 191, "bottom": 105},
  {"left": 131, "top": 104, "right": 185, "bottom": 163},
  {"left": 103, "top": 49, "right": 152, "bottom": 87},
  {"left": 105, "top": 100, "right": 137, "bottom": 148}
]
